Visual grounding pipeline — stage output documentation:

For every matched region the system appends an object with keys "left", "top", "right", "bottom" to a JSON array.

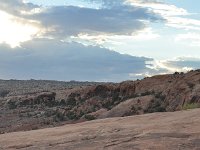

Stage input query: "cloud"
[
  {"left": 0, "top": 0, "right": 46, "bottom": 47},
  {"left": 0, "top": 10, "right": 42, "bottom": 47},
  {"left": 84, "top": 0, "right": 126, "bottom": 8},
  {"left": 0, "top": 0, "right": 39, "bottom": 16},
  {"left": 31, "top": 5, "right": 161, "bottom": 38},
  {"left": 149, "top": 57, "right": 200, "bottom": 73},
  {"left": 0, "top": 39, "right": 152, "bottom": 81},
  {"left": 70, "top": 28, "right": 159, "bottom": 47},
  {"left": 175, "top": 33, "right": 200, "bottom": 47},
  {"left": 0, "top": 0, "right": 163, "bottom": 47},
  {"left": 127, "top": 0, "right": 200, "bottom": 31},
  {"left": 167, "top": 17, "right": 200, "bottom": 31},
  {"left": 127, "top": 0, "right": 188, "bottom": 16},
  {"left": 0, "top": 0, "right": 159, "bottom": 81},
  {"left": 0, "top": 0, "right": 199, "bottom": 81}
]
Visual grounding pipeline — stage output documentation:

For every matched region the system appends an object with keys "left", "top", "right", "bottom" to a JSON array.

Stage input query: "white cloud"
[
  {"left": 129, "top": 72, "right": 153, "bottom": 78},
  {"left": 175, "top": 33, "right": 200, "bottom": 47},
  {"left": 70, "top": 28, "right": 159, "bottom": 47},
  {"left": 150, "top": 57, "right": 200, "bottom": 74},
  {"left": 127, "top": 0, "right": 188, "bottom": 16},
  {"left": 127, "top": 0, "right": 200, "bottom": 32},
  {"left": 0, "top": 10, "right": 42, "bottom": 47},
  {"left": 167, "top": 17, "right": 200, "bottom": 31}
]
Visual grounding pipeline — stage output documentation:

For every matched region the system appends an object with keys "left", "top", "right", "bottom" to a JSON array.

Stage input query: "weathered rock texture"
[{"left": 1, "top": 109, "right": 200, "bottom": 150}]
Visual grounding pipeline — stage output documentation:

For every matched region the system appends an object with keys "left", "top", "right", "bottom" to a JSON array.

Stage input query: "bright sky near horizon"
[{"left": 0, "top": 0, "right": 200, "bottom": 81}]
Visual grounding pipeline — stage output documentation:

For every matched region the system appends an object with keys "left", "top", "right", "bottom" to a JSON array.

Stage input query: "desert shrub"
[
  {"left": 187, "top": 83, "right": 195, "bottom": 89},
  {"left": 59, "top": 99, "right": 66, "bottom": 106},
  {"left": 66, "top": 111, "right": 78, "bottom": 120},
  {"left": 174, "top": 72, "right": 179, "bottom": 75},
  {"left": 102, "top": 101, "right": 114, "bottom": 110},
  {"left": 196, "top": 69, "right": 200, "bottom": 72},
  {"left": 112, "top": 92, "right": 120, "bottom": 101},
  {"left": 191, "top": 96, "right": 200, "bottom": 103},
  {"left": 155, "top": 92, "right": 166, "bottom": 100},
  {"left": 141, "top": 91, "right": 153, "bottom": 96},
  {"left": 0, "top": 90, "right": 9, "bottom": 97},
  {"left": 123, "top": 93, "right": 140, "bottom": 100},
  {"left": 123, "top": 105, "right": 139, "bottom": 117},
  {"left": 55, "top": 111, "right": 65, "bottom": 121},
  {"left": 66, "top": 97, "right": 76, "bottom": 107},
  {"left": 182, "top": 103, "right": 200, "bottom": 110},
  {"left": 32, "top": 126, "right": 39, "bottom": 130},
  {"left": 44, "top": 109, "right": 56, "bottom": 117},
  {"left": 77, "top": 111, "right": 85, "bottom": 118},
  {"left": 131, "top": 93, "right": 140, "bottom": 98},
  {"left": 7, "top": 100, "right": 17, "bottom": 109},
  {"left": 84, "top": 114, "right": 96, "bottom": 120},
  {"left": 144, "top": 99, "right": 166, "bottom": 113}
]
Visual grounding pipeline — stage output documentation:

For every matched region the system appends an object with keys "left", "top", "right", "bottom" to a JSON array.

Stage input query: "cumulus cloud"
[
  {"left": 0, "top": 10, "right": 43, "bottom": 47},
  {"left": 70, "top": 28, "right": 159, "bottom": 47},
  {"left": 30, "top": 5, "right": 161, "bottom": 38},
  {"left": 0, "top": 0, "right": 39, "bottom": 16},
  {"left": 127, "top": 0, "right": 188, "bottom": 16},
  {"left": 0, "top": 0, "right": 199, "bottom": 81},
  {"left": 0, "top": 0, "right": 159, "bottom": 81},
  {"left": 149, "top": 57, "right": 200, "bottom": 74},
  {"left": 0, "top": 0, "right": 46, "bottom": 47},
  {"left": 0, "top": 0, "right": 163, "bottom": 47},
  {"left": 0, "top": 39, "right": 153, "bottom": 81},
  {"left": 175, "top": 33, "right": 200, "bottom": 47},
  {"left": 127, "top": 0, "right": 200, "bottom": 32}
]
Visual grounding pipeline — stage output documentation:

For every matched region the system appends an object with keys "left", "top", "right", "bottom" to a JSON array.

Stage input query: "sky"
[{"left": 0, "top": 0, "right": 200, "bottom": 82}]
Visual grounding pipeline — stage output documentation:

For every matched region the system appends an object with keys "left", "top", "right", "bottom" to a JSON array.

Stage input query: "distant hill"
[
  {"left": 0, "top": 80, "right": 102, "bottom": 96},
  {"left": 0, "top": 70, "right": 200, "bottom": 133}
]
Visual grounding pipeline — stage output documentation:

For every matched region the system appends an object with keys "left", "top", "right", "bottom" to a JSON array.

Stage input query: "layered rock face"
[
  {"left": 6, "top": 92, "right": 56, "bottom": 108},
  {"left": 55, "top": 70, "right": 200, "bottom": 119},
  {"left": 0, "top": 70, "right": 200, "bottom": 133}
]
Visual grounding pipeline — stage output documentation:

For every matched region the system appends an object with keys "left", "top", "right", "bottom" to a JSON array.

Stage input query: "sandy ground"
[{"left": 1, "top": 109, "right": 200, "bottom": 150}]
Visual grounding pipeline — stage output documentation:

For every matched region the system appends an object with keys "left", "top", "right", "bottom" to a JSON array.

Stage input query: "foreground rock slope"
[{"left": 1, "top": 109, "right": 200, "bottom": 150}]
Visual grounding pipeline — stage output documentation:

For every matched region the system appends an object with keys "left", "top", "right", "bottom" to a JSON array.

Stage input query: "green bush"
[
  {"left": 84, "top": 114, "right": 96, "bottom": 120},
  {"left": 141, "top": 91, "right": 152, "bottom": 96},
  {"left": 66, "top": 111, "right": 78, "bottom": 120},
  {"left": 144, "top": 99, "right": 166, "bottom": 113},
  {"left": 56, "top": 112, "right": 64, "bottom": 121},
  {"left": 0, "top": 90, "right": 9, "bottom": 97},
  {"left": 182, "top": 103, "right": 200, "bottom": 110}
]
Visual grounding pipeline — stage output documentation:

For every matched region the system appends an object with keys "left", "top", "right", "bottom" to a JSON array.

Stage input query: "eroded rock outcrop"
[
  {"left": 6, "top": 92, "right": 56, "bottom": 109},
  {"left": 1, "top": 70, "right": 200, "bottom": 133}
]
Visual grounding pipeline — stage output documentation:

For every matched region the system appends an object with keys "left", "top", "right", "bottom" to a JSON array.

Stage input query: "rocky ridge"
[{"left": 0, "top": 70, "right": 200, "bottom": 133}]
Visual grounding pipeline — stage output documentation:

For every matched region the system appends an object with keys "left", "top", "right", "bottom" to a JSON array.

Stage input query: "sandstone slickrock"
[{"left": 1, "top": 109, "right": 200, "bottom": 150}]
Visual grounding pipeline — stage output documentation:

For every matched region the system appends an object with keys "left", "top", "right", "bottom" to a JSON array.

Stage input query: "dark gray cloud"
[
  {"left": 0, "top": 39, "right": 152, "bottom": 81},
  {"left": 31, "top": 4, "right": 161, "bottom": 37},
  {"left": 0, "top": 0, "right": 162, "bottom": 37}
]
